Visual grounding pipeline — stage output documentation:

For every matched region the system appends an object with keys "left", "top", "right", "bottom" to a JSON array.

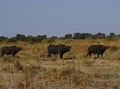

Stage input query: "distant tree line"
[{"left": 0, "top": 32, "right": 120, "bottom": 43}]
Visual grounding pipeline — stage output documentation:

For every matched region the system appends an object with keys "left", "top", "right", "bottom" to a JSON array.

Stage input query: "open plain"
[{"left": 0, "top": 39, "right": 120, "bottom": 89}]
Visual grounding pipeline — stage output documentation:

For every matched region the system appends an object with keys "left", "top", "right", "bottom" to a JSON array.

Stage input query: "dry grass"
[{"left": 0, "top": 39, "right": 120, "bottom": 89}]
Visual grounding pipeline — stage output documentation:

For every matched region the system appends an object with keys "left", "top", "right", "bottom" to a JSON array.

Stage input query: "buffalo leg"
[
  {"left": 87, "top": 52, "right": 92, "bottom": 57},
  {"left": 47, "top": 52, "right": 51, "bottom": 58},
  {"left": 101, "top": 53, "right": 103, "bottom": 57},
  {"left": 1, "top": 53, "right": 4, "bottom": 57},
  {"left": 97, "top": 54, "right": 100, "bottom": 57},
  {"left": 59, "top": 53, "right": 63, "bottom": 59},
  {"left": 13, "top": 53, "right": 16, "bottom": 56}
]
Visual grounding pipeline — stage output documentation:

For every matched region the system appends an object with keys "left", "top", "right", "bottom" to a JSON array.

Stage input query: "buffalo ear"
[
  {"left": 67, "top": 45, "right": 71, "bottom": 49},
  {"left": 18, "top": 47, "right": 22, "bottom": 50},
  {"left": 69, "top": 46, "right": 71, "bottom": 48},
  {"left": 65, "top": 46, "right": 71, "bottom": 49}
]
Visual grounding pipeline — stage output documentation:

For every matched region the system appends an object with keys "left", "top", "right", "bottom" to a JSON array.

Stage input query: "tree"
[
  {"left": 7, "top": 37, "right": 17, "bottom": 42},
  {"left": 109, "top": 32, "right": 116, "bottom": 38},
  {"left": 95, "top": 32, "right": 106, "bottom": 39},
  {"left": 73, "top": 32, "right": 81, "bottom": 39},
  {"left": 0, "top": 36, "right": 8, "bottom": 42},
  {"left": 25, "top": 35, "right": 47, "bottom": 43},
  {"left": 79, "top": 33, "right": 92, "bottom": 39},
  {"left": 26, "top": 35, "right": 35, "bottom": 43},
  {"left": 15, "top": 34, "right": 26, "bottom": 41},
  {"left": 73, "top": 32, "right": 92, "bottom": 39},
  {"left": 90, "top": 33, "right": 106, "bottom": 39},
  {"left": 64, "top": 33, "right": 72, "bottom": 39},
  {"left": 34, "top": 35, "right": 43, "bottom": 43}
]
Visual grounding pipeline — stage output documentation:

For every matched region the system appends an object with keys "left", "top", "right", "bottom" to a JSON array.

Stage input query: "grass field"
[{"left": 0, "top": 39, "right": 120, "bottom": 89}]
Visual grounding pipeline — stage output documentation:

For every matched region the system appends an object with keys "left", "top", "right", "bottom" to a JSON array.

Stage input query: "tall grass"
[{"left": 0, "top": 39, "right": 120, "bottom": 89}]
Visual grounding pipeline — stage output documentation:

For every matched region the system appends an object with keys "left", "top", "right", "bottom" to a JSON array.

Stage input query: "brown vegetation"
[{"left": 0, "top": 39, "right": 120, "bottom": 89}]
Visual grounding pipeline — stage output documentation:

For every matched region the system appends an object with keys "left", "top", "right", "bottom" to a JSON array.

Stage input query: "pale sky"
[{"left": 0, "top": 0, "right": 120, "bottom": 37}]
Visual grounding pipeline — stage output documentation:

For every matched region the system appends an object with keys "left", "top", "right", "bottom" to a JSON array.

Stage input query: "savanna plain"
[{"left": 0, "top": 39, "right": 120, "bottom": 89}]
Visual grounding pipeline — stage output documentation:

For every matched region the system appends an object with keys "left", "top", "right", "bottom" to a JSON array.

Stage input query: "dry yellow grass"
[{"left": 0, "top": 39, "right": 120, "bottom": 89}]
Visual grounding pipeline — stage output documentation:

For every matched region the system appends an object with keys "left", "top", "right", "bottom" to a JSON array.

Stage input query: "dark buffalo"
[
  {"left": 0, "top": 46, "right": 22, "bottom": 57},
  {"left": 87, "top": 45, "right": 109, "bottom": 57},
  {"left": 47, "top": 44, "right": 71, "bottom": 59}
]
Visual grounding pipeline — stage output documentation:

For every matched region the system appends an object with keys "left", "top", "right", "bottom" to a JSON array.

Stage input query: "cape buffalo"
[
  {"left": 87, "top": 45, "right": 109, "bottom": 57},
  {"left": 47, "top": 44, "right": 71, "bottom": 59},
  {"left": 0, "top": 46, "right": 22, "bottom": 57}
]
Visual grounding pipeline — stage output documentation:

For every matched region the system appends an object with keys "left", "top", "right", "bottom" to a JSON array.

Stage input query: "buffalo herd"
[{"left": 0, "top": 44, "right": 109, "bottom": 59}]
